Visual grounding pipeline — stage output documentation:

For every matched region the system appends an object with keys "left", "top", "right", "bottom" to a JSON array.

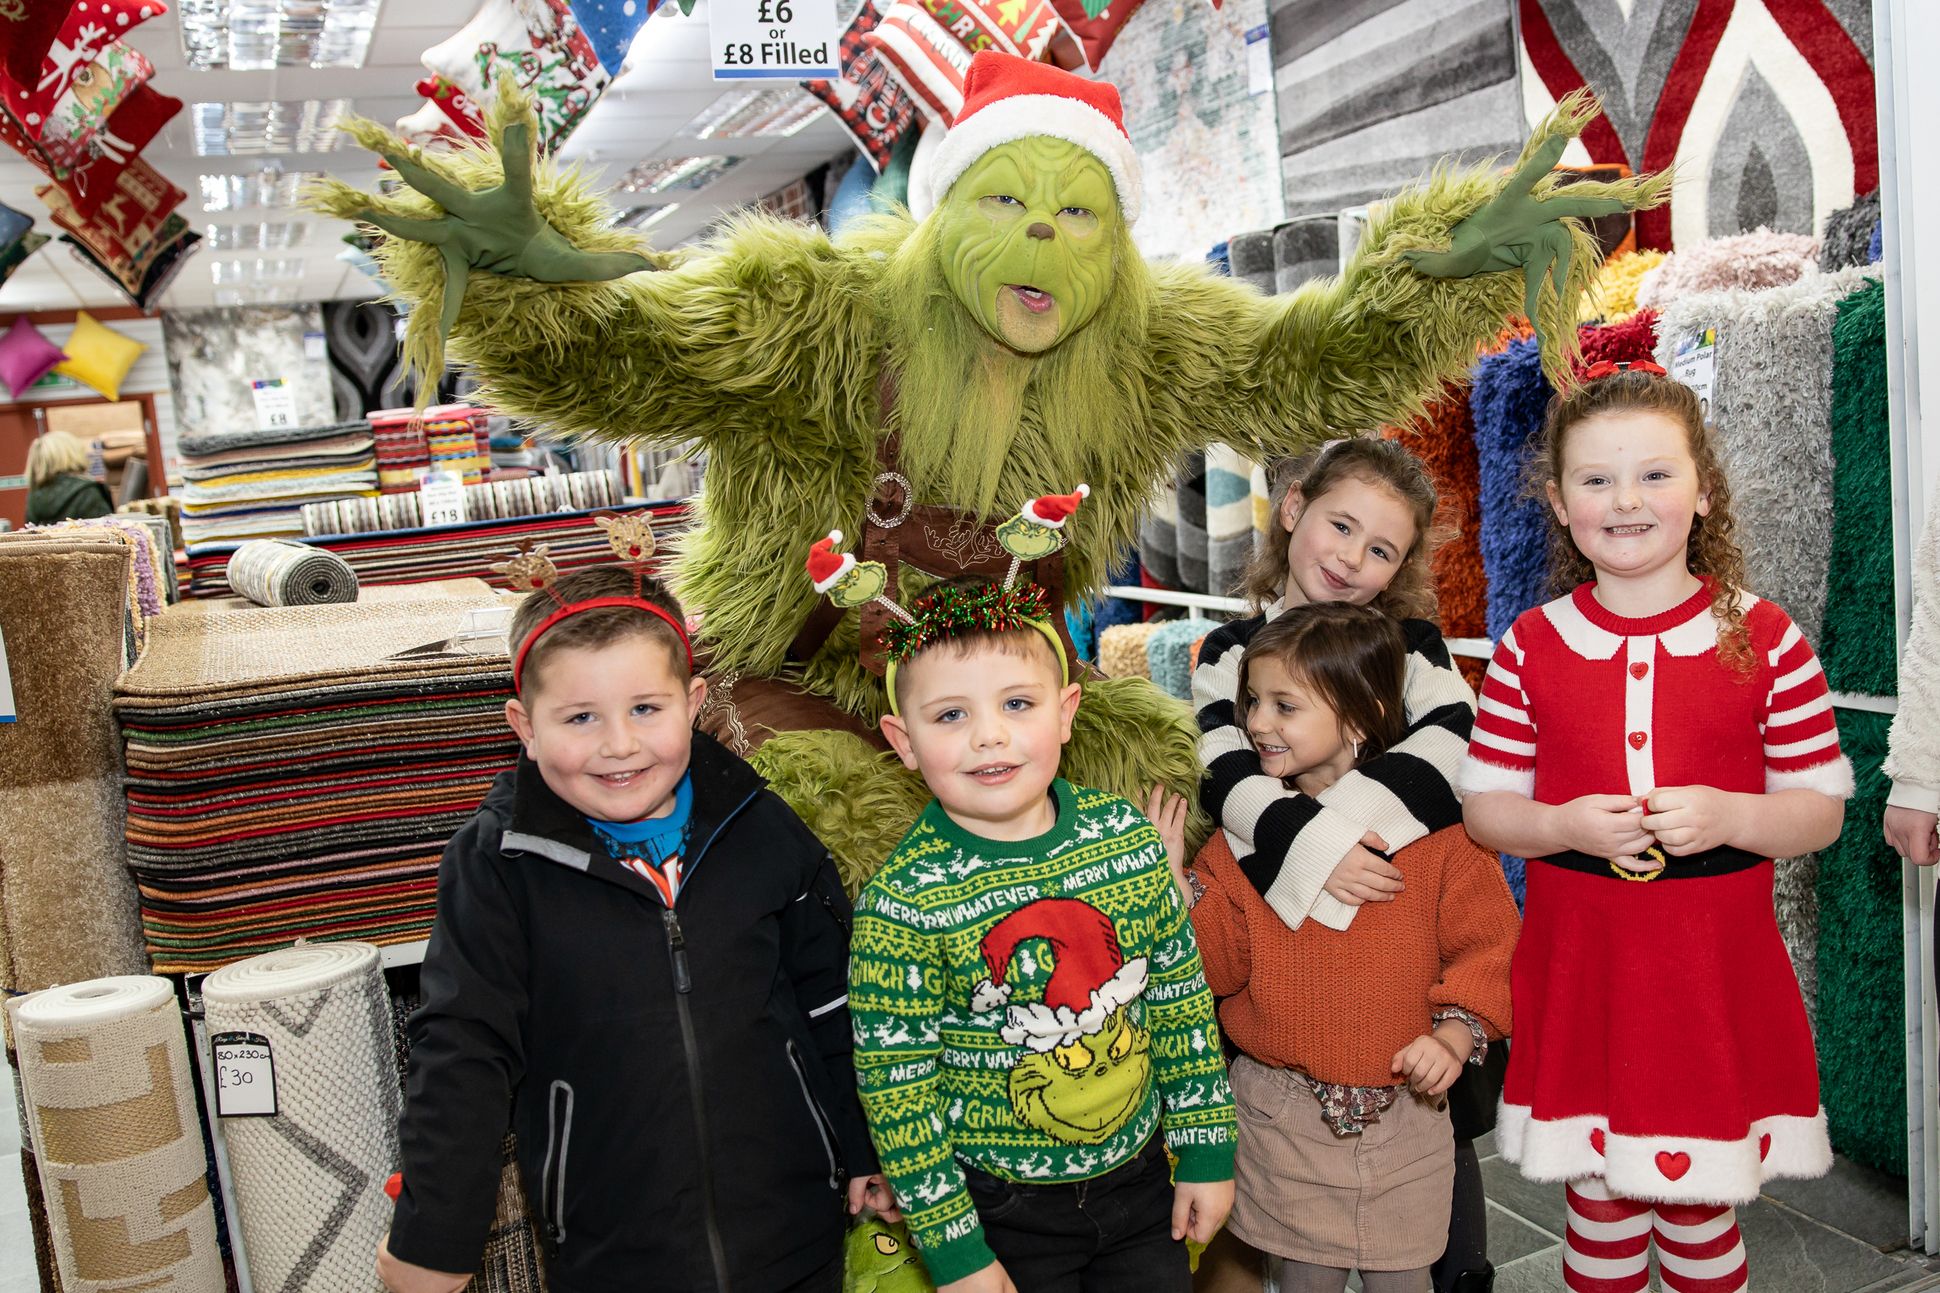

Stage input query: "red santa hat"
[
  {"left": 1021, "top": 483, "right": 1089, "bottom": 529},
  {"left": 924, "top": 52, "right": 1143, "bottom": 223},
  {"left": 805, "top": 530, "right": 857, "bottom": 594},
  {"left": 970, "top": 898, "right": 1149, "bottom": 1052}
]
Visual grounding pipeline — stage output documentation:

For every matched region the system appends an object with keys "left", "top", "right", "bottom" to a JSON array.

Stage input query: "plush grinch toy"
[{"left": 309, "top": 52, "right": 1663, "bottom": 889}]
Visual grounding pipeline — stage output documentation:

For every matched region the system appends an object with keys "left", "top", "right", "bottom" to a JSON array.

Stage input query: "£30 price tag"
[{"left": 212, "top": 1032, "right": 278, "bottom": 1117}]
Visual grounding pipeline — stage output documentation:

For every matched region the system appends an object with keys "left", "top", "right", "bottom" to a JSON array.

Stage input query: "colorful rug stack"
[
  {"left": 184, "top": 502, "right": 686, "bottom": 599},
  {"left": 177, "top": 421, "right": 379, "bottom": 547},
  {"left": 113, "top": 588, "right": 520, "bottom": 973}
]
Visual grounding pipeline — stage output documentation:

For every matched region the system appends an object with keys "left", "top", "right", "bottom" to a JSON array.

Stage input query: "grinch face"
[
  {"left": 1008, "top": 1007, "right": 1151, "bottom": 1144},
  {"left": 843, "top": 1216, "right": 932, "bottom": 1293},
  {"left": 932, "top": 137, "right": 1120, "bottom": 354}
]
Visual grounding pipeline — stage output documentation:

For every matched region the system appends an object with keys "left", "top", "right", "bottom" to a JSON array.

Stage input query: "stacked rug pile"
[
  {"left": 177, "top": 421, "right": 379, "bottom": 547},
  {"left": 185, "top": 501, "right": 686, "bottom": 599},
  {"left": 113, "top": 587, "right": 520, "bottom": 973}
]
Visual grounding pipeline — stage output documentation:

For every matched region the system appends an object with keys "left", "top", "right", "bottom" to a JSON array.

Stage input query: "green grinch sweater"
[{"left": 850, "top": 780, "right": 1236, "bottom": 1283}]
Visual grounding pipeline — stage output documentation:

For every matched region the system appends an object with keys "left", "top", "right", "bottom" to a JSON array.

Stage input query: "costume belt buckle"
[{"left": 1609, "top": 845, "right": 1667, "bottom": 882}]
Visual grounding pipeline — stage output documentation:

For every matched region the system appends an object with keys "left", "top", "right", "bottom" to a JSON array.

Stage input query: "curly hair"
[
  {"left": 1535, "top": 369, "right": 1753, "bottom": 673},
  {"left": 1239, "top": 436, "right": 1447, "bottom": 622}
]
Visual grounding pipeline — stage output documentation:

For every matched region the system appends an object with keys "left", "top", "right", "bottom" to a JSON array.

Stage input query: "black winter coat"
[{"left": 389, "top": 733, "right": 874, "bottom": 1292}]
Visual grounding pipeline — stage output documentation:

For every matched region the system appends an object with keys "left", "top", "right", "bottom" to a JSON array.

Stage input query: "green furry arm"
[{"left": 1147, "top": 93, "right": 1670, "bottom": 458}]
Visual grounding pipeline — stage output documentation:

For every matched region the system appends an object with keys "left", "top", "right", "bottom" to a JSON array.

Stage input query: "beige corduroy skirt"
[{"left": 1227, "top": 1055, "right": 1454, "bottom": 1271}]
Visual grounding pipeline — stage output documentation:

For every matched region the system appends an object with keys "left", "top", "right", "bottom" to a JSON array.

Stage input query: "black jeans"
[{"left": 961, "top": 1134, "right": 1191, "bottom": 1293}]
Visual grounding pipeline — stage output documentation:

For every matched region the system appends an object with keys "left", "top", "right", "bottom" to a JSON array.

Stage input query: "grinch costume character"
[{"left": 310, "top": 51, "right": 1663, "bottom": 888}]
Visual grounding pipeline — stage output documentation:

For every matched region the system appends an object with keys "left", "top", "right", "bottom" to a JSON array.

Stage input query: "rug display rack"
[{"left": 112, "top": 587, "right": 521, "bottom": 973}]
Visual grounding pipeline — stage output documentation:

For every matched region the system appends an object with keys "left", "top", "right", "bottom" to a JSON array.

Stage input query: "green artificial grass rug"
[{"left": 1815, "top": 277, "right": 1905, "bottom": 1174}]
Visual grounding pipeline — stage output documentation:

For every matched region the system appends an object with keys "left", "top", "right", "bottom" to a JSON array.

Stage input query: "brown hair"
[
  {"left": 1239, "top": 437, "right": 1444, "bottom": 622},
  {"left": 1536, "top": 369, "right": 1752, "bottom": 672},
  {"left": 889, "top": 577, "right": 1063, "bottom": 707},
  {"left": 1237, "top": 602, "right": 1408, "bottom": 770},
  {"left": 508, "top": 566, "right": 690, "bottom": 697}
]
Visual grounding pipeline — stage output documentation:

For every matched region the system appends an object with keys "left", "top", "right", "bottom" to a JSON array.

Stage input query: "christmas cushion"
[
  {"left": 64, "top": 225, "right": 198, "bottom": 309},
  {"left": 863, "top": 0, "right": 1060, "bottom": 123},
  {"left": 5, "top": 1, "right": 167, "bottom": 145},
  {"left": 0, "top": 196, "right": 29, "bottom": 248},
  {"left": 50, "top": 85, "right": 179, "bottom": 215},
  {"left": 43, "top": 180, "right": 184, "bottom": 280},
  {"left": 803, "top": 2, "right": 917, "bottom": 171},
  {"left": 0, "top": 315, "right": 67, "bottom": 399},
  {"left": 0, "top": 1, "right": 67, "bottom": 86},
  {"left": 572, "top": 0, "right": 673, "bottom": 76},
  {"left": 394, "top": 98, "right": 475, "bottom": 151},
  {"left": 1044, "top": 0, "right": 1144, "bottom": 72},
  {"left": 54, "top": 309, "right": 145, "bottom": 400},
  {"left": 31, "top": 38, "right": 152, "bottom": 173},
  {"left": 415, "top": 74, "right": 484, "bottom": 137},
  {"left": 36, "top": 148, "right": 182, "bottom": 255},
  {"left": 419, "top": 0, "right": 607, "bottom": 151}
]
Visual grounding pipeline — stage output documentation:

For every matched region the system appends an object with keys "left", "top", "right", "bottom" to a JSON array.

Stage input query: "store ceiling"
[{"left": 0, "top": 0, "right": 854, "bottom": 314}]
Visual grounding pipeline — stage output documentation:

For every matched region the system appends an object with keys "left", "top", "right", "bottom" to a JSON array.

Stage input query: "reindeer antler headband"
[
  {"left": 805, "top": 485, "right": 1088, "bottom": 715},
  {"left": 494, "top": 514, "right": 691, "bottom": 691}
]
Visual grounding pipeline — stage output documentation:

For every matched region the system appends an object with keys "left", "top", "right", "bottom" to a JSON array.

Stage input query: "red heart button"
[
  {"left": 1759, "top": 1134, "right": 1771, "bottom": 1161},
  {"left": 1630, "top": 662, "right": 1649, "bottom": 679},
  {"left": 1590, "top": 1128, "right": 1606, "bottom": 1155},
  {"left": 1629, "top": 731, "right": 1648, "bottom": 750},
  {"left": 1656, "top": 1150, "right": 1692, "bottom": 1181}
]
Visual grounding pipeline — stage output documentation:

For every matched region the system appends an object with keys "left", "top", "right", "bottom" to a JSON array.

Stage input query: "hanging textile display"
[
  {"left": 226, "top": 539, "right": 361, "bottom": 607},
  {"left": 7, "top": 976, "right": 224, "bottom": 1293},
  {"left": 202, "top": 943, "right": 402, "bottom": 1293},
  {"left": 418, "top": 0, "right": 608, "bottom": 151}
]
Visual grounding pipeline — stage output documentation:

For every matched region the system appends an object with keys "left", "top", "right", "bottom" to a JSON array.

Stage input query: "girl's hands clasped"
[
  {"left": 1639, "top": 785, "right": 1748, "bottom": 855},
  {"left": 1556, "top": 793, "right": 1656, "bottom": 862}
]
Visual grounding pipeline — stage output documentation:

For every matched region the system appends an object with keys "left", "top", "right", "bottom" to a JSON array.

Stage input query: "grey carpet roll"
[
  {"left": 1273, "top": 217, "right": 1337, "bottom": 294},
  {"left": 202, "top": 942, "right": 400, "bottom": 1293},
  {"left": 226, "top": 539, "right": 359, "bottom": 607},
  {"left": 1229, "top": 230, "right": 1277, "bottom": 296}
]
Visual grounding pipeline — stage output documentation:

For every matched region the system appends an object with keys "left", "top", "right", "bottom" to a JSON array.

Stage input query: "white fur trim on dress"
[
  {"left": 999, "top": 957, "right": 1149, "bottom": 1052},
  {"left": 1495, "top": 1101, "right": 1830, "bottom": 1204},
  {"left": 924, "top": 94, "right": 1143, "bottom": 222},
  {"left": 1457, "top": 755, "right": 1535, "bottom": 799}
]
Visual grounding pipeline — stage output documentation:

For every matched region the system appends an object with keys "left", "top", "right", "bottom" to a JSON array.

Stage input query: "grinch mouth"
[{"left": 1007, "top": 285, "right": 1055, "bottom": 314}]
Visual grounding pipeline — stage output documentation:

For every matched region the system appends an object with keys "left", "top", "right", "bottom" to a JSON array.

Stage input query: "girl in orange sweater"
[{"left": 1180, "top": 603, "right": 1520, "bottom": 1293}]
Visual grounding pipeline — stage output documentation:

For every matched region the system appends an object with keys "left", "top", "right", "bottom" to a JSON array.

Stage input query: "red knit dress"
[{"left": 1461, "top": 581, "right": 1852, "bottom": 1205}]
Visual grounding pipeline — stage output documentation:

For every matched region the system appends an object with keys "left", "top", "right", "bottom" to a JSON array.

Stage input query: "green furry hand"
[
  {"left": 348, "top": 115, "right": 655, "bottom": 342},
  {"left": 1403, "top": 120, "right": 1637, "bottom": 327}
]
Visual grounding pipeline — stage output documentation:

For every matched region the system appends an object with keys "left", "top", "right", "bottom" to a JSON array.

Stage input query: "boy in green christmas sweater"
[{"left": 838, "top": 557, "right": 1236, "bottom": 1293}]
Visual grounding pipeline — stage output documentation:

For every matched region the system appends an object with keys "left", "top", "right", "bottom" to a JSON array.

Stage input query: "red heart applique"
[
  {"left": 1656, "top": 1150, "right": 1692, "bottom": 1181},
  {"left": 1630, "top": 662, "right": 1649, "bottom": 679},
  {"left": 1759, "top": 1134, "right": 1772, "bottom": 1161},
  {"left": 1590, "top": 1128, "right": 1606, "bottom": 1155},
  {"left": 1628, "top": 731, "right": 1648, "bottom": 750}
]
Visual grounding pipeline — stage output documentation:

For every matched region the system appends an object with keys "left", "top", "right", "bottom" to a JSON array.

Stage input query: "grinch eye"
[
  {"left": 1109, "top": 1021, "right": 1133, "bottom": 1061},
  {"left": 874, "top": 1234, "right": 900, "bottom": 1255},
  {"left": 1052, "top": 1039, "right": 1094, "bottom": 1072}
]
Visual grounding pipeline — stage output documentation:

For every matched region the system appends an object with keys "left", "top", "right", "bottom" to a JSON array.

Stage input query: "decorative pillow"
[
  {"left": 864, "top": 0, "right": 1059, "bottom": 123},
  {"left": 54, "top": 310, "right": 146, "bottom": 400},
  {"left": 36, "top": 149, "right": 182, "bottom": 257},
  {"left": 0, "top": 315, "right": 68, "bottom": 399},
  {"left": 394, "top": 99, "right": 475, "bottom": 151},
  {"left": 0, "top": 1, "right": 68, "bottom": 85},
  {"left": 420, "top": 0, "right": 607, "bottom": 150},
  {"left": 572, "top": 0, "right": 667, "bottom": 77},
  {"left": 31, "top": 38, "right": 153, "bottom": 173},
  {"left": 47, "top": 185, "right": 186, "bottom": 280},
  {"left": 64, "top": 226, "right": 199, "bottom": 309},
  {"left": 0, "top": 230, "right": 49, "bottom": 290},
  {"left": 0, "top": 197, "right": 30, "bottom": 248},
  {"left": 4, "top": 2, "right": 167, "bottom": 148},
  {"left": 415, "top": 74, "right": 484, "bottom": 137},
  {"left": 1044, "top": 0, "right": 1144, "bottom": 72},
  {"left": 803, "top": 2, "right": 918, "bottom": 171},
  {"left": 42, "top": 86, "right": 179, "bottom": 216}
]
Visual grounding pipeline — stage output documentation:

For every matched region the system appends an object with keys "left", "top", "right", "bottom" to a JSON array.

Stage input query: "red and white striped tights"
[{"left": 1563, "top": 1178, "right": 1749, "bottom": 1293}]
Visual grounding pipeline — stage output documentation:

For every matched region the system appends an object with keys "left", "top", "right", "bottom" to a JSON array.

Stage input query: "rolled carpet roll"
[
  {"left": 1228, "top": 229, "right": 1276, "bottom": 297},
  {"left": 227, "top": 539, "right": 359, "bottom": 607},
  {"left": 8, "top": 976, "right": 223, "bottom": 1293},
  {"left": 202, "top": 942, "right": 401, "bottom": 1293}
]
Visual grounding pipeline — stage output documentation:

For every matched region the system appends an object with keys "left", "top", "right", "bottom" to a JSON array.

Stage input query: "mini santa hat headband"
[
  {"left": 493, "top": 514, "right": 692, "bottom": 692},
  {"left": 925, "top": 52, "right": 1142, "bottom": 223},
  {"left": 805, "top": 485, "right": 1089, "bottom": 714}
]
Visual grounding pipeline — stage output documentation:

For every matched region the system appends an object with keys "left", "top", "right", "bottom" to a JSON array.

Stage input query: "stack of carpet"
[
  {"left": 113, "top": 585, "right": 521, "bottom": 974},
  {"left": 185, "top": 501, "right": 686, "bottom": 599},
  {"left": 176, "top": 421, "right": 379, "bottom": 548}
]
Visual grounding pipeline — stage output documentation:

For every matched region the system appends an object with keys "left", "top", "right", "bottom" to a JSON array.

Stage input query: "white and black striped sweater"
[{"left": 1192, "top": 602, "right": 1478, "bottom": 932}]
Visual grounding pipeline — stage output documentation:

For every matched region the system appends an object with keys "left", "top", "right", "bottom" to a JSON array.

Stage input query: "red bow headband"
[
  {"left": 493, "top": 514, "right": 692, "bottom": 692},
  {"left": 1582, "top": 359, "right": 1667, "bottom": 381}
]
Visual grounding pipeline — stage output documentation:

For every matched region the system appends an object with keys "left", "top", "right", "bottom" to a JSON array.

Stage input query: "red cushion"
[
  {"left": 801, "top": 3, "right": 917, "bottom": 171},
  {"left": 863, "top": 0, "right": 1061, "bottom": 124},
  {"left": 0, "top": 1, "right": 68, "bottom": 86}
]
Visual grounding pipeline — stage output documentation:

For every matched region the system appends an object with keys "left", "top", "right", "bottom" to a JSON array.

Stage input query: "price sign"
[
  {"left": 251, "top": 377, "right": 297, "bottom": 430},
  {"left": 1246, "top": 25, "right": 1272, "bottom": 98},
  {"left": 420, "top": 470, "right": 469, "bottom": 529},
  {"left": 711, "top": 0, "right": 840, "bottom": 79},
  {"left": 212, "top": 1032, "right": 278, "bottom": 1117},
  {"left": 1669, "top": 325, "right": 1717, "bottom": 427}
]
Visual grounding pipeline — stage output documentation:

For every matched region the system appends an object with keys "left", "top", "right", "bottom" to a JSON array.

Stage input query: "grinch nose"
[{"left": 1027, "top": 222, "right": 1054, "bottom": 241}]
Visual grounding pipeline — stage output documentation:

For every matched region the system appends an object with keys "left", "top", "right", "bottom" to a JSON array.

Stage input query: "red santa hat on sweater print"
[{"left": 971, "top": 898, "right": 1148, "bottom": 1052}]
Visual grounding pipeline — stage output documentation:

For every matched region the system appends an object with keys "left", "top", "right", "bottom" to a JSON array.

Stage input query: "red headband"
[
  {"left": 1582, "top": 359, "right": 1668, "bottom": 380},
  {"left": 510, "top": 596, "right": 694, "bottom": 692}
]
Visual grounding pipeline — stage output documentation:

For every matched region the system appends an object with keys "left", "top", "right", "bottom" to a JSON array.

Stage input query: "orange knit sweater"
[{"left": 1190, "top": 824, "right": 1520, "bottom": 1088}]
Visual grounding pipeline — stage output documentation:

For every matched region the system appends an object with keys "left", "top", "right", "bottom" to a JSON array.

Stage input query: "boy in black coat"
[{"left": 381, "top": 560, "right": 895, "bottom": 1293}]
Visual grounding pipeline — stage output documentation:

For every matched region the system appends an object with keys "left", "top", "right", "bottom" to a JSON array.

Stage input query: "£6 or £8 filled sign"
[{"left": 712, "top": 0, "right": 841, "bottom": 78}]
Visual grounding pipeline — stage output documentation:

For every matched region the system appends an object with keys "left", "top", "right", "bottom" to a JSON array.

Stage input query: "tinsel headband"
[
  {"left": 493, "top": 514, "right": 692, "bottom": 691},
  {"left": 804, "top": 484, "right": 1087, "bottom": 715}
]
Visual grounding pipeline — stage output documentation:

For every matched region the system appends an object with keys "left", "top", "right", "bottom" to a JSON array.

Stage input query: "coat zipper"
[
  {"left": 660, "top": 787, "right": 755, "bottom": 1293},
  {"left": 539, "top": 1079, "right": 575, "bottom": 1247},
  {"left": 785, "top": 1039, "right": 843, "bottom": 1190}
]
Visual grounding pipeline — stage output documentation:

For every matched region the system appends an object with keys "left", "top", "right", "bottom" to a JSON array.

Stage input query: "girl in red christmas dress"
[{"left": 1461, "top": 364, "right": 1851, "bottom": 1293}]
